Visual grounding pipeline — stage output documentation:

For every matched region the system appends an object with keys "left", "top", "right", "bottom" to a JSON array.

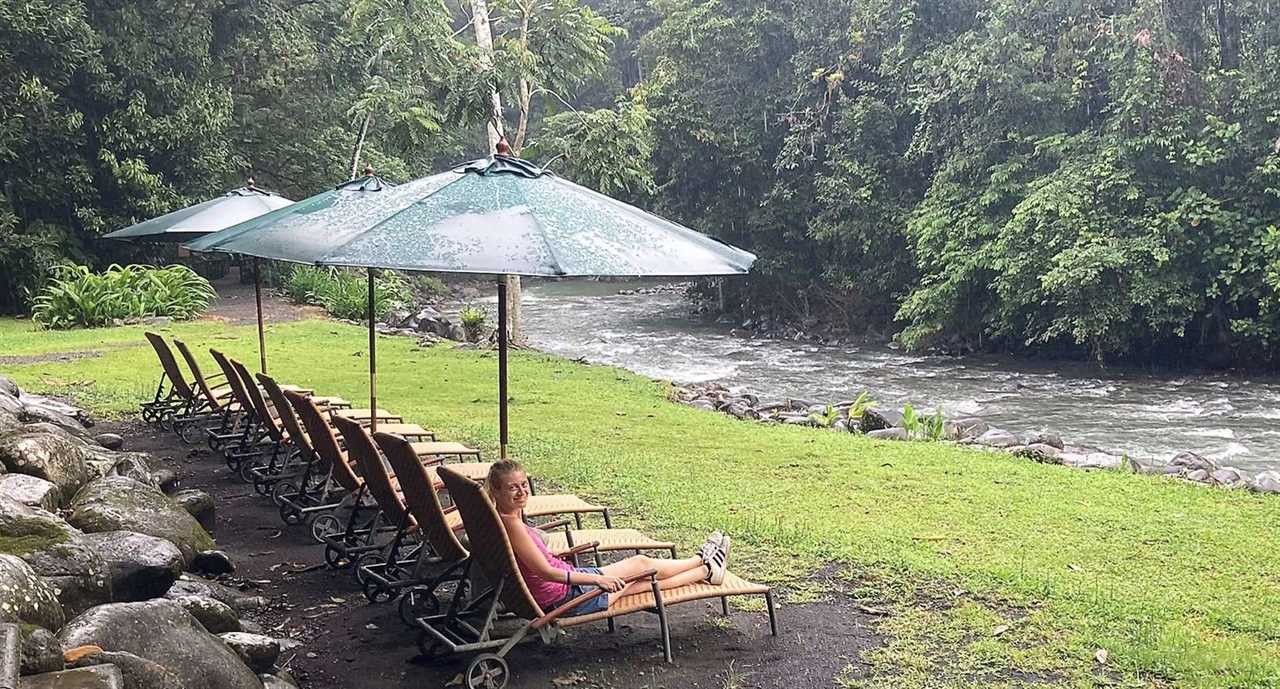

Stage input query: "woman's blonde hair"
[{"left": 485, "top": 459, "right": 525, "bottom": 500}]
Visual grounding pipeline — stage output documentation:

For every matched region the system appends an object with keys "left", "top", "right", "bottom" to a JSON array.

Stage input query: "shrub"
[
  {"left": 283, "top": 266, "right": 335, "bottom": 304},
  {"left": 459, "top": 305, "right": 488, "bottom": 343},
  {"left": 32, "top": 264, "right": 215, "bottom": 329},
  {"left": 284, "top": 266, "right": 410, "bottom": 321}
]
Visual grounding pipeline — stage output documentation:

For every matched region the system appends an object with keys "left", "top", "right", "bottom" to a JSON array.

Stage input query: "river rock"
[
  {"left": 57, "top": 600, "right": 262, "bottom": 689},
  {"left": 690, "top": 400, "right": 716, "bottom": 412},
  {"left": 1209, "top": 467, "right": 1248, "bottom": 488},
  {"left": 19, "top": 536, "right": 112, "bottom": 620},
  {"left": 725, "top": 403, "right": 757, "bottom": 420},
  {"left": 68, "top": 650, "right": 184, "bottom": 689},
  {"left": 79, "top": 532, "right": 182, "bottom": 601},
  {"left": 218, "top": 633, "right": 280, "bottom": 672},
  {"left": 1180, "top": 468, "right": 1212, "bottom": 484},
  {"left": 21, "top": 626, "right": 65, "bottom": 675},
  {"left": 1166, "top": 452, "right": 1217, "bottom": 474},
  {"left": 66, "top": 477, "right": 214, "bottom": 565},
  {"left": 1064, "top": 453, "right": 1123, "bottom": 471},
  {"left": 1021, "top": 431, "right": 1064, "bottom": 450},
  {"left": 859, "top": 408, "right": 904, "bottom": 433},
  {"left": 0, "top": 405, "right": 22, "bottom": 436},
  {"left": 170, "top": 490, "right": 215, "bottom": 532},
  {"left": 832, "top": 419, "right": 848, "bottom": 432},
  {"left": 165, "top": 576, "right": 266, "bottom": 612},
  {"left": 168, "top": 596, "right": 240, "bottom": 634},
  {"left": 0, "top": 428, "right": 95, "bottom": 496},
  {"left": 0, "top": 376, "right": 19, "bottom": 398},
  {"left": 1015, "top": 444, "right": 1063, "bottom": 464},
  {"left": 0, "top": 554, "right": 65, "bottom": 631},
  {"left": 190, "top": 551, "right": 234, "bottom": 577},
  {"left": 18, "top": 408, "right": 92, "bottom": 443},
  {"left": 0, "top": 475, "right": 62, "bottom": 512},
  {"left": 91, "top": 435, "right": 122, "bottom": 452},
  {"left": 975, "top": 429, "right": 1020, "bottom": 449},
  {"left": 944, "top": 418, "right": 989, "bottom": 441},
  {"left": 867, "top": 428, "right": 909, "bottom": 441},
  {"left": 1249, "top": 470, "right": 1280, "bottom": 494},
  {"left": 102, "top": 454, "right": 156, "bottom": 489},
  {"left": 18, "top": 664, "right": 124, "bottom": 689}
]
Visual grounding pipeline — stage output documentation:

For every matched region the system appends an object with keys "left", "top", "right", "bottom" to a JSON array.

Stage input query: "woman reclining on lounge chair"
[{"left": 487, "top": 460, "right": 731, "bottom": 618}]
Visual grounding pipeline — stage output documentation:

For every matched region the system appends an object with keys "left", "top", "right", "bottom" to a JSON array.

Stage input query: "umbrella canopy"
[
  {"left": 184, "top": 157, "right": 755, "bottom": 276},
  {"left": 104, "top": 186, "right": 294, "bottom": 242},
  {"left": 184, "top": 157, "right": 756, "bottom": 456}
]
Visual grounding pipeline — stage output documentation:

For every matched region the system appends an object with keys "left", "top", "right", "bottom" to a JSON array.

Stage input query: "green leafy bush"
[
  {"left": 284, "top": 266, "right": 409, "bottom": 321},
  {"left": 32, "top": 264, "right": 215, "bottom": 329},
  {"left": 459, "top": 305, "right": 488, "bottom": 343}
]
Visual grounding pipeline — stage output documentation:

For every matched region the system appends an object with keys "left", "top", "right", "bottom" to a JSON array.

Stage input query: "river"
[{"left": 508, "top": 280, "right": 1280, "bottom": 474}]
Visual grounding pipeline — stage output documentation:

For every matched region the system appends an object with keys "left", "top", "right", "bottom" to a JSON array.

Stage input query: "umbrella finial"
[
  {"left": 496, "top": 137, "right": 513, "bottom": 157},
  {"left": 246, "top": 176, "right": 256, "bottom": 188},
  {"left": 363, "top": 165, "right": 375, "bottom": 177}
]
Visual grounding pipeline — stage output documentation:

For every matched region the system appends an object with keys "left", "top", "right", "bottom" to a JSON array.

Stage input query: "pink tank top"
[{"left": 517, "top": 523, "right": 573, "bottom": 609}]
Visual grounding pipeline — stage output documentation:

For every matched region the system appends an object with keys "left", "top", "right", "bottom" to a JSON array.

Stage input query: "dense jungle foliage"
[{"left": 4, "top": 0, "right": 1279, "bottom": 366}]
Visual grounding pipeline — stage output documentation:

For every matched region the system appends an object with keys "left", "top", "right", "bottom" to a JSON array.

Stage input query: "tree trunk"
[
  {"left": 470, "top": 0, "right": 524, "bottom": 343},
  {"left": 348, "top": 111, "right": 373, "bottom": 180}
]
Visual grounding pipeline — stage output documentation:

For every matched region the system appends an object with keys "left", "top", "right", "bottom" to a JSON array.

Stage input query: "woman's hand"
[{"left": 593, "top": 574, "right": 626, "bottom": 592}]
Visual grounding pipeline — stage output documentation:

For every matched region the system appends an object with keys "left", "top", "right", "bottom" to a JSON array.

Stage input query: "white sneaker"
[
  {"left": 696, "top": 530, "right": 723, "bottom": 563},
  {"left": 705, "top": 534, "right": 730, "bottom": 586}
]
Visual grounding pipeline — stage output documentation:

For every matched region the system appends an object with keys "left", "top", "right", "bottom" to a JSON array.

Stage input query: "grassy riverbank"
[{"left": 2, "top": 317, "right": 1277, "bottom": 688}]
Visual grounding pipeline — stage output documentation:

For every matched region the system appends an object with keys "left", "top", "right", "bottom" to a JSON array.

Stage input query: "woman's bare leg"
[
  {"left": 608, "top": 566, "right": 710, "bottom": 602},
  {"left": 600, "top": 555, "right": 704, "bottom": 580}
]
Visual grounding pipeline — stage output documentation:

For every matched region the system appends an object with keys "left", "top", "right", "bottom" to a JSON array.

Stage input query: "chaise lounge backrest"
[
  {"left": 376, "top": 432, "right": 468, "bottom": 563},
  {"left": 332, "top": 416, "right": 409, "bottom": 528}
]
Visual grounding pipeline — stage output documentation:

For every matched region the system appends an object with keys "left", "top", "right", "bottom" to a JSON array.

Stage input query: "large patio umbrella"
[
  {"left": 185, "top": 156, "right": 755, "bottom": 456},
  {"left": 103, "top": 184, "right": 295, "bottom": 373}
]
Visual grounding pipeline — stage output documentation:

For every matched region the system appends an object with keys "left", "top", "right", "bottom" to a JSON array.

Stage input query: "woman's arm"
[{"left": 502, "top": 513, "right": 581, "bottom": 582}]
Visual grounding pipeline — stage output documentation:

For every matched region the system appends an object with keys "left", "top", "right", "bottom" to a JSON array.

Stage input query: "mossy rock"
[
  {"left": 0, "top": 427, "right": 94, "bottom": 495},
  {"left": 0, "top": 553, "right": 66, "bottom": 631},
  {"left": 0, "top": 496, "right": 78, "bottom": 556},
  {"left": 67, "top": 477, "right": 214, "bottom": 565}
]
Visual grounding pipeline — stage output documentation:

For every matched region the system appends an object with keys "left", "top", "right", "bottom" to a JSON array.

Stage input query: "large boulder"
[
  {"left": 19, "top": 536, "right": 113, "bottom": 620},
  {"left": 79, "top": 532, "right": 182, "bottom": 602},
  {"left": 1250, "top": 470, "right": 1280, "bottom": 494},
  {"left": 168, "top": 596, "right": 240, "bottom": 634},
  {"left": 0, "top": 376, "right": 19, "bottom": 398},
  {"left": 858, "top": 408, "right": 904, "bottom": 433},
  {"left": 0, "top": 497, "right": 79, "bottom": 554},
  {"left": 0, "top": 475, "right": 62, "bottom": 512},
  {"left": 1165, "top": 452, "right": 1217, "bottom": 475},
  {"left": 57, "top": 600, "right": 262, "bottom": 689},
  {"left": 0, "top": 554, "right": 65, "bottom": 630},
  {"left": 170, "top": 491, "right": 214, "bottom": 533},
  {"left": 18, "top": 664, "right": 124, "bottom": 689},
  {"left": 21, "top": 626, "right": 65, "bottom": 675},
  {"left": 1014, "top": 444, "right": 1063, "bottom": 464},
  {"left": 91, "top": 435, "right": 123, "bottom": 452},
  {"left": 867, "top": 428, "right": 909, "bottom": 441},
  {"left": 164, "top": 576, "right": 265, "bottom": 612},
  {"left": 0, "top": 406, "right": 21, "bottom": 435},
  {"left": 218, "top": 633, "right": 279, "bottom": 673},
  {"left": 0, "top": 428, "right": 95, "bottom": 496},
  {"left": 18, "top": 406, "right": 93, "bottom": 442},
  {"left": 66, "top": 477, "right": 214, "bottom": 565},
  {"left": 68, "top": 650, "right": 184, "bottom": 689}
]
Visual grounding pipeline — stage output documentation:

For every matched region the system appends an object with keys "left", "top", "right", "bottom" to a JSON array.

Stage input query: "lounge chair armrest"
[
  {"left": 537, "top": 518, "right": 573, "bottom": 532},
  {"left": 553, "top": 541, "right": 599, "bottom": 559},
  {"left": 530, "top": 569, "right": 659, "bottom": 630}
]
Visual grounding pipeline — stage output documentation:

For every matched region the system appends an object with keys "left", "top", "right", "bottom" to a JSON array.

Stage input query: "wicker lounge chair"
[
  {"left": 428, "top": 466, "right": 777, "bottom": 689},
  {"left": 373, "top": 432, "right": 677, "bottom": 629}
]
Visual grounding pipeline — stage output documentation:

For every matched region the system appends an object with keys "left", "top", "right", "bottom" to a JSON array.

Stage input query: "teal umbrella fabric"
[
  {"left": 183, "top": 158, "right": 756, "bottom": 277},
  {"left": 103, "top": 187, "right": 294, "bottom": 242}
]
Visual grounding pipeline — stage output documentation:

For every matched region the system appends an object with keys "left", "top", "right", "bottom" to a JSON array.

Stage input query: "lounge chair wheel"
[
  {"left": 324, "top": 544, "right": 351, "bottom": 569},
  {"left": 354, "top": 553, "right": 378, "bottom": 587},
  {"left": 239, "top": 458, "right": 262, "bottom": 484},
  {"left": 398, "top": 587, "right": 440, "bottom": 627},
  {"left": 177, "top": 422, "right": 201, "bottom": 445},
  {"left": 271, "top": 481, "right": 296, "bottom": 507},
  {"left": 252, "top": 476, "right": 272, "bottom": 497},
  {"left": 363, "top": 579, "right": 393, "bottom": 604},
  {"left": 415, "top": 632, "right": 445, "bottom": 659},
  {"left": 278, "top": 502, "right": 303, "bottom": 526},
  {"left": 465, "top": 654, "right": 509, "bottom": 689},
  {"left": 159, "top": 411, "right": 175, "bottom": 431},
  {"left": 310, "top": 514, "right": 342, "bottom": 544}
]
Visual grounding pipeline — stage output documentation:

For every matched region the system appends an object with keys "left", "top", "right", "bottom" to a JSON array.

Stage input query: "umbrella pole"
[
  {"left": 367, "top": 269, "right": 378, "bottom": 433},
  {"left": 497, "top": 280, "right": 509, "bottom": 459},
  {"left": 254, "top": 258, "right": 267, "bottom": 374}
]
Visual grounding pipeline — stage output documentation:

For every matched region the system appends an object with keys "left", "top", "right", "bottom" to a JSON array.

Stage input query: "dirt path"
[
  {"left": 202, "top": 270, "right": 324, "bottom": 326},
  {"left": 108, "top": 419, "right": 883, "bottom": 689}
]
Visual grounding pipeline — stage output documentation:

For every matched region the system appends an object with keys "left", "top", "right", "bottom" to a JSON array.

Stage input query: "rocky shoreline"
[
  {"left": 672, "top": 381, "right": 1280, "bottom": 495},
  {"left": 0, "top": 375, "right": 300, "bottom": 689}
]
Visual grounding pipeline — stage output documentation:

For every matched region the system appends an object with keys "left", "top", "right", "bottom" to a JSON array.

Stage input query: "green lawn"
[{"left": 2, "top": 317, "right": 1277, "bottom": 688}]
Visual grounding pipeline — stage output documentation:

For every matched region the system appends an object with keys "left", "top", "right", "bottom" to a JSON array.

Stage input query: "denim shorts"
[{"left": 559, "top": 567, "right": 609, "bottom": 617}]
